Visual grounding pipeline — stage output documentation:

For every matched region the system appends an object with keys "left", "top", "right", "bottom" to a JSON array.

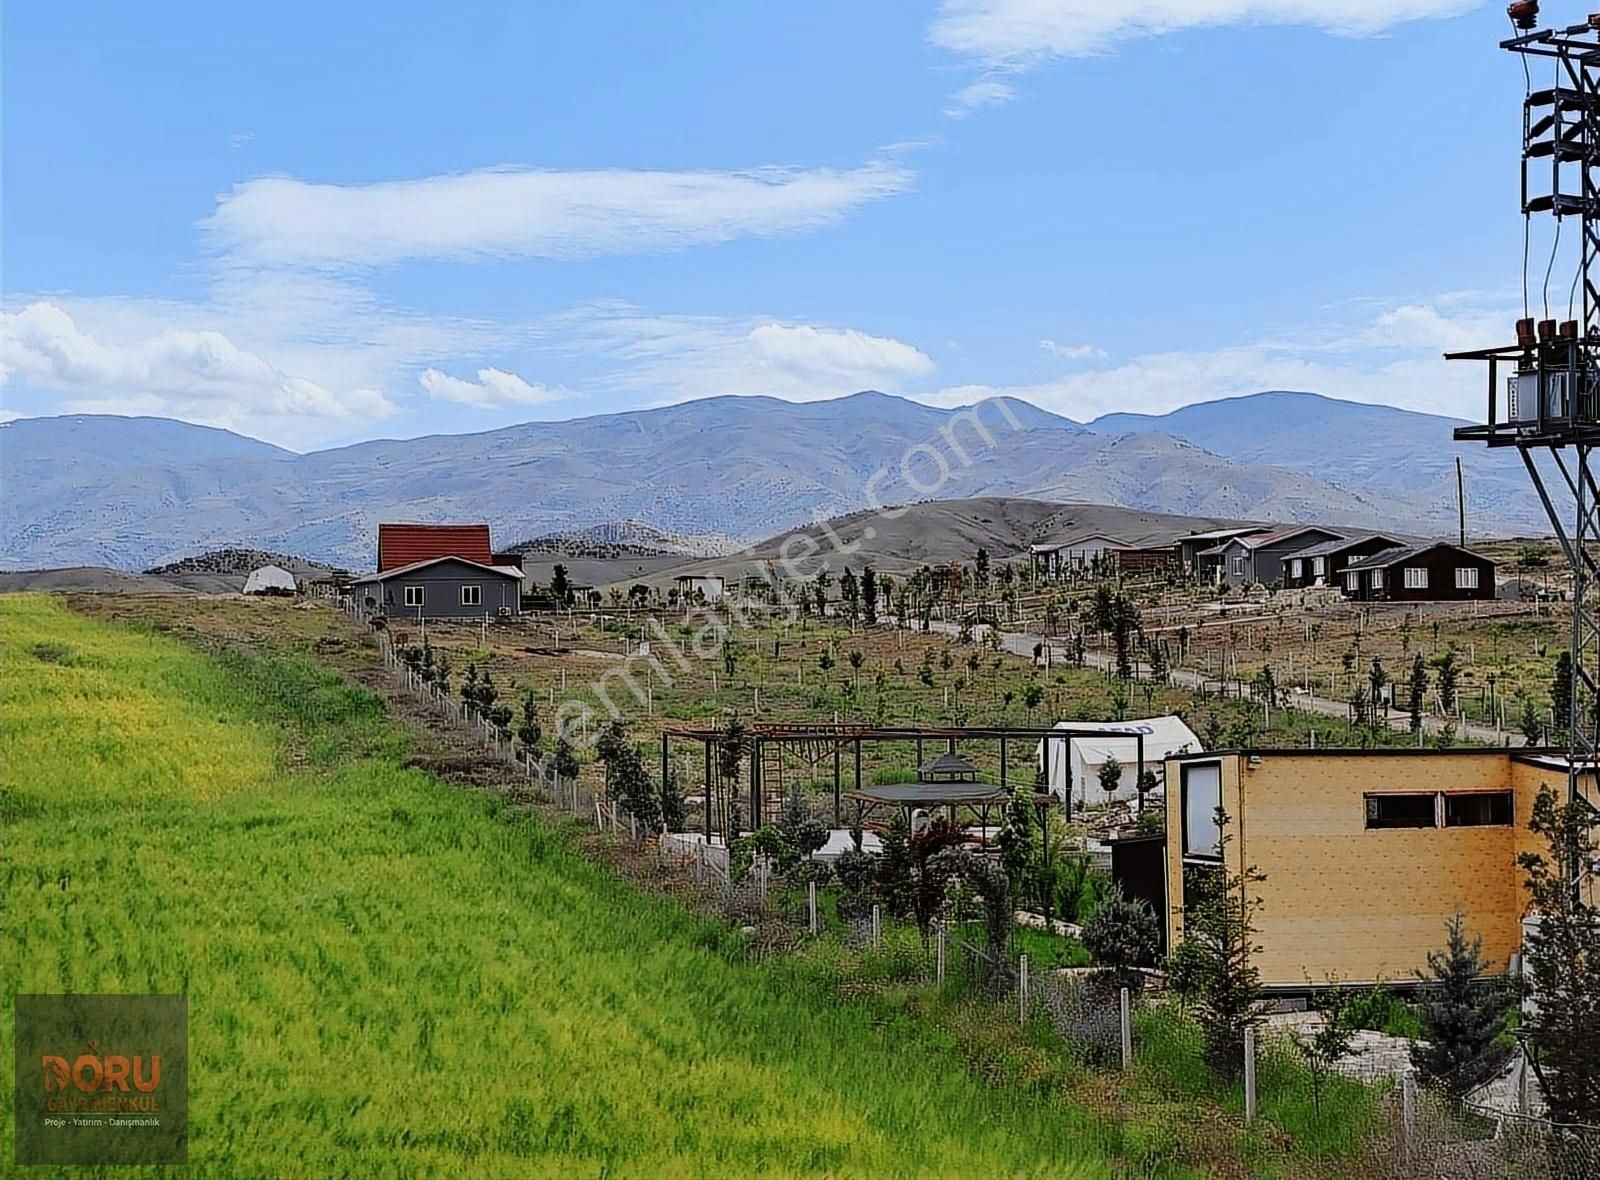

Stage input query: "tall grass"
[{"left": 4, "top": 596, "right": 1126, "bottom": 1179}]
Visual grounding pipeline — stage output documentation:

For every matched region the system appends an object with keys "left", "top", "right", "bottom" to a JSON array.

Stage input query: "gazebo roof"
[{"left": 918, "top": 751, "right": 979, "bottom": 781}]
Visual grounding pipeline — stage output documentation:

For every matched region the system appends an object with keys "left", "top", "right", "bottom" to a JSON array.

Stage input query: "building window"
[
  {"left": 1445, "top": 792, "right": 1512, "bottom": 827},
  {"left": 1404, "top": 567, "right": 1429, "bottom": 590},
  {"left": 1455, "top": 567, "right": 1479, "bottom": 590},
  {"left": 461, "top": 584, "right": 482, "bottom": 606},
  {"left": 1346, "top": 571, "right": 1360, "bottom": 591},
  {"left": 1313, "top": 557, "right": 1326, "bottom": 576},
  {"left": 403, "top": 585, "right": 424, "bottom": 608},
  {"left": 1366, "top": 793, "right": 1437, "bottom": 829},
  {"left": 1371, "top": 569, "right": 1385, "bottom": 590},
  {"left": 1181, "top": 762, "right": 1224, "bottom": 859},
  {"left": 1290, "top": 559, "right": 1302, "bottom": 578},
  {"left": 1231, "top": 555, "right": 1245, "bottom": 576}
]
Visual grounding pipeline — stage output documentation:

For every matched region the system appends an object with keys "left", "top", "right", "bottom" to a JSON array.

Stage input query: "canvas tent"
[
  {"left": 243, "top": 565, "right": 297, "bottom": 596},
  {"left": 1036, "top": 716, "right": 1202, "bottom": 807}
]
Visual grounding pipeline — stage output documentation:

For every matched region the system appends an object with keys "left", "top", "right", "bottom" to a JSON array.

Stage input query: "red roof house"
[{"left": 377, "top": 523, "right": 493, "bottom": 572}]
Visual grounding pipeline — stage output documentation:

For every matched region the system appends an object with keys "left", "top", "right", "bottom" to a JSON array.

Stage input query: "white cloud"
[
  {"left": 945, "top": 78, "right": 1017, "bottom": 117},
  {"left": 418, "top": 366, "right": 569, "bottom": 409},
  {"left": 205, "top": 160, "right": 915, "bottom": 268},
  {"left": 0, "top": 300, "right": 394, "bottom": 442},
  {"left": 930, "top": 0, "right": 1479, "bottom": 62},
  {"left": 918, "top": 297, "right": 1508, "bottom": 421},
  {"left": 549, "top": 305, "right": 936, "bottom": 403},
  {"left": 1040, "top": 339, "right": 1106, "bottom": 361}
]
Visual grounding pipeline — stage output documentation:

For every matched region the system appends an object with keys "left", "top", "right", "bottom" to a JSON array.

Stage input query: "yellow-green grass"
[{"left": 3, "top": 595, "right": 1138, "bottom": 1179}]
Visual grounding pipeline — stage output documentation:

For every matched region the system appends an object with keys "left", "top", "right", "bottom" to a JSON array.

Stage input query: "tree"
[
  {"left": 550, "top": 563, "right": 573, "bottom": 608},
  {"left": 1253, "top": 665, "right": 1278, "bottom": 709},
  {"left": 1368, "top": 656, "right": 1388, "bottom": 717},
  {"left": 930, "top": 846, "right": 1012, "bottom": 991},
  {"left": 1098, "top": 756, "right": 1123, "bottom": 799},
  {"left": 1135, "top": 768, "right": 1158, "bottom": 817},
  {"left": 516, "top": 688, "right": 543, "bottom": 758},
  {"left": 834, "top": 846, "right": 876, "bottom": 924},
  {"left": 1517, "top": 783, "right": 1600, "bottom": 1124},
  {"left": 876, "top": 811, "right": 915, "bottom": 919},
  {"left": 974, "top": 546, "right": 990, "bottom": 591},
  {"left": 1299, "top": 978, "right": 1360, "bottom": 1116},
  {"left": 907, "top": 818, "right": 966, "bottom": 939},
  {"left": 460, "top": 662, "right": 480, "bottom": 709},
  {"left": 1436, "top": 649, "right": 1459, "bottom": 717},
  {"left": 1408, "top": 653, "right": 1428, "bottom": 735},
  {"left": 847, "top": 649, "right": 865, "bottom": 691},
  {"left": 552, "top": 735, "right": 580, "bottom": 784},
  {"left": 660, "top": 762, "right": 687, "bottom": 832},
  {"left": 1521, "top": 698, "right": 1545, "bottom": 746},
  {"left": 1551, "top": 650, "right": 1574, "bottom": 739},
  {"left": 861, "top": 566, "right": 878, "bottom": 625},
  {"left": 1183, "top": 810, "right": 1267, "bottom": 1075},
  {"left": 1082, "top": 888, "right": 1161, "bottom": 992},
  {"left": 1148, "top": 639, "right": 1169, "bottom": 686},
  {"left": 1409, "top": 912, "right": 1510, "bottom": 1097},
  {"left": 839, "top": 568, "right": 860, "bottom": 625},
  {"left": 776, "top": 789, "right": 828, "bottom": 862},
  {"left": 995, "top": 785, "right": 1037, "bottom": 902}
]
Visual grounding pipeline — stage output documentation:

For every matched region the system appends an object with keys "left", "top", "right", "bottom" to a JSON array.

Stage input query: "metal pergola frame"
[{"left": 656, "top": 722, "right": 1146, "bottom": 844}]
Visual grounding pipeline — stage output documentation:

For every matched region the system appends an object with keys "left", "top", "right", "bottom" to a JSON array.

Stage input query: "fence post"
[
  {"left": 935, "top": 922, "right": 946, "bottom": 985},
  {"left": 1119, "top": 987, "right": 1133, "bottom": 1071},
  {"left": 1401, "top": 1073, "right": 1415, "bottom": 1168},
  {"left": 1019, "top": 954, "right": 1030, "bottom": 1024},
  {"left": 1243, "top": 1025, "right": 1257, "bottom": 1125},
  {"left": 808, "top": 880, "right": 818, "bottom": 934},
  {"left": 871, "top": 903, "right": 882, "bottom": 946},
  {"left": 629, "top": 812, "right": 636, "bottom": 841}
]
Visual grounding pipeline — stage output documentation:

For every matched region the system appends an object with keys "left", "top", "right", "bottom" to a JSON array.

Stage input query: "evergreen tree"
[
  {"left": 1098, "top": 755, "right": 1123, "bottom": 798},
  {"left": 1520, "top": 698, "right": 1545, "bottom": 746},
  {"left": 861, "top": 565, "right": 878, "bottom": 625},
  {"left": 1368, "top": 656, "right": 1388, "bottom": 717},
  {"left": 1148, "top": 639, "right": 1169, "bottom": 686},
  {"left": 1183, "top": 810, "right": 1267, "bottom": 1075},
  {"left": 550, "top": 563, "right": 573, "bottom": 608},
  {"left": 516, "top": 688, "right": 543, "bottom": 757},
  {"left": 995, "top": 785, "right": 1036, "bottom": 903},
  {"left": 460, "top": 662, "right": 480, "bottom": 709},
  {"left": 876, "top": 811, "right": 914, "bottom": 919},
  {"left": 839, "top": 568, "right": 860, "bottom": 624},
  {"left": 1518, "top": 783, "right": 1600, "bottom": 1124},
  {"left": 1410, "top": 912, "right": 1510, "bottom": 1097},
  {"left": 1408, "top": 653, "right": 1428, "bottom": 734},
  {"left": 1436, "top": 649, "right": 1459, "bottom": 716},
  {"left": 660, "top": 762, "right": 687, "bottom": 832},
  {"left": 776, "top": 789, "right": 828, "bottom": 861},
  {"left": 834, "top": 846, "right": 876, "bottom": 923},
  {"left": 975, "top": 546, "right": 990, "bottom": 590},
  {"left": 1082, "top": 887, "right": 1160, "bottom": 992},
  {"left": 1551, "top": 650, "right": 1574, "bottom": 738},
  {"left": 552, "top": 735, "right": 580, "bottom": 783}
]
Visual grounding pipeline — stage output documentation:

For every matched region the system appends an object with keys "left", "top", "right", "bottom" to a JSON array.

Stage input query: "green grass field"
[{"left": 2, "top": 594, "right": 1151, "bottom": 1179}]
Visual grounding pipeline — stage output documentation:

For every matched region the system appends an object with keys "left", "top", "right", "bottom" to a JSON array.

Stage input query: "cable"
[
  {"left": 1545, "top": 215, "right": 1563, "bottom": 322},
  {"left": 1516, "top": 16, "right": 1534, "bottom": 320}
]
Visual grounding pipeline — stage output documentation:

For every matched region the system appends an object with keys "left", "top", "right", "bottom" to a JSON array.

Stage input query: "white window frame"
[
  {"left": 1231, "top": 555, "right": 1245, "bottom": 576},
  {"left": 1371, "top": 569, "right": 1385, "bottom": 590},
  {"left": 1345, "top": 570, "right": 1360, "bottom": 591},
  {"left": 1455, "top": 567, "right": 1479, "bottom": 590},
  {"left": 1313, "top": 556, "right": 1326, "bottom": 576},
  {"left": 460, "top": 584, "right": 482, "bottom": 606},
  {"left": 1404, "top": 567, "right": 1429, "bottom": 590},
  {"left": 1289, "top": 559, "right": 1303, "bottom": 578},
  {"left": 403, "top": 585, "right": 425, "bottom": 608}
]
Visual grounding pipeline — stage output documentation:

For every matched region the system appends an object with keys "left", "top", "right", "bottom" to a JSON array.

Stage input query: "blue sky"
[{"left": 0, "top": 1, "right": 1557, "bottom": 449}]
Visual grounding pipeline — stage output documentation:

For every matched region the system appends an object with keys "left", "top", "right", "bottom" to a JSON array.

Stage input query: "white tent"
[
  {"left": 243, "top": 565, "right": 297, "bottom": 595},
  {"left": 1036, "top": 715, "right": 1202, "bottom": 807}
]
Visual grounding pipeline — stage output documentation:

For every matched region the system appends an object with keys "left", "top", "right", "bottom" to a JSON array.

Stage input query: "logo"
[{"left": 14, "top": 994, "right": 187, "bottom": 1165}]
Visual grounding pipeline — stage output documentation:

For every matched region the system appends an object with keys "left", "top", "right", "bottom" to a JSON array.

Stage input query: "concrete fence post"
[
  {"left": 1119, "top": 987, "right": 1133, "bottom": 1072},
  {"left": 935, "top": 922, "right": 946, "bottom": 985},
  {"left": 1019, "top": 954, "right": 1030, "bottom": 1024},
  {"left": 807, "top": 880, "right": 818, "bottom": 934},
  {"left": 871, "top": 903, "right": 882, "bottom": 947},
  {"left": 1243, "top": 1025, "right": 1257, "bottom": 1125},
  {"left": 1401, "top": 1073, "right": 1416, "bottom": 1167}
]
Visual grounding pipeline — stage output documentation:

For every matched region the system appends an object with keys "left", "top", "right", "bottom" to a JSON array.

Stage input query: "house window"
[
  {"left": 1404, "top": 567, "right": 1429, "bottom": 590},
  {"left": 1371, "top": 569, "right": 1385, "bottom": 590},
  {"left": 1365, "top": 793, "right": 1437, "bottom": 829},
  {"left": 1346, "top": 571, "right": 1360, "bottom": 591},
  {"left": 1445, "top": 792, "right": 1512, "bottom": 827},
  {"left": 1290, "top": 559, "right": 1303, "bottom": 578},
  {"left": 403, "top": 585, "right": 425, "bottom": 608},
  {"left": 1231, "top": 555, "right": 1245, "bottom": 576},
  {"left": 1181, "top": 762, "right": 1223, "bottom": 859},
  {"left": 1313, "top": 557, "right": 1326, "bottom": 576},
  {"left": 1455, "top": 567, "right": 1479, "bottom": 590},
  {"left": 461, "top": 584, "right": 482, "bottom": 606}
]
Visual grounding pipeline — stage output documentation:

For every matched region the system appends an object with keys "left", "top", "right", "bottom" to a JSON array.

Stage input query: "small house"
[
  {"left": 1029, "top": 533, "right": 1127, "bottom": 579},
  {"left": 674, "top": 573, "right": 725, "bottom": 602},
  {"left": 1341, "top": 543, "right": 1497, "bottom": 602},
  {"left": 1109, "top": 543, "right": 1179, "bottom": 576},
  {"left": 1162, "top": 748, "right": 1594, "bottom": 989},
  {"left": 355, "top": 522, "right": 523, "bottom": 618},
  {"left": 1201, "top": 526, "right": 1344, "bottom": 588},
  {"left": 243, "top": 565, "right": 297, "bottom": 596},
  {"left": 1282, "top": 533, "right": 1404, "bottom": 589},
  {"left": 1175, "top": 526, "right": 1269, "bottom": 577}
]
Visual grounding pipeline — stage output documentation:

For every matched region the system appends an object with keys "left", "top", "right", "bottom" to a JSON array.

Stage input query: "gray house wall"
[
  {"left": 357, "top": 558, "right": 521, "bottom": 619},
  {"left": 1214, "top": 530, "right": 1342, "bottom": 588}
]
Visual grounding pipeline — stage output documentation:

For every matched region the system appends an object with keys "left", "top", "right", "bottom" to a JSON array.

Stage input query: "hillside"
[
  {"left": 1, "top": 391, "right": 1536, "bottom": 571},
  {"left": 1089, "top": 392, "right": 1528, "bottom": 533}
]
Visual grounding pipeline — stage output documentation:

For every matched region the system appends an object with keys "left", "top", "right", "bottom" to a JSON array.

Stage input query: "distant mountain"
[
  {"left": 507, "top": 520, "right": 737, "bottom": 559},
  {"left": 0, "top": 391, "right": 1538, "bottom": 571},
  {"left": 1089, "top": 392, "right": 1532, "bottom": 535}
]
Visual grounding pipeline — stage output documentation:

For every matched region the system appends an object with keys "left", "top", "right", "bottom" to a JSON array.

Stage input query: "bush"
[{"left": 1081, "top": 887, "right": 1160, "bottom": 992}]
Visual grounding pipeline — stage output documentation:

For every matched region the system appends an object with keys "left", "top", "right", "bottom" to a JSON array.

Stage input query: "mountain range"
[{"left": 0, "top": 390, "right": 1540, "bottom": 571}]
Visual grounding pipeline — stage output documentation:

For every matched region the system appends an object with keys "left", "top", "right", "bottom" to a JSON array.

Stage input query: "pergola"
[{"left": 655, "top": 721, "right": 1147, "bottom": 844}]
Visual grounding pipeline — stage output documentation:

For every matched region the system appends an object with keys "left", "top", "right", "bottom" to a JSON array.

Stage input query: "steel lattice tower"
[{"left": 1450, "top": 6, "right": 1600, "bottom": 821}]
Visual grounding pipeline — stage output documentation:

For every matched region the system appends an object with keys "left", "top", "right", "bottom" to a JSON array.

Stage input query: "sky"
[{"left": 0, "top": 1, "right": 1569, "bottom": 450}]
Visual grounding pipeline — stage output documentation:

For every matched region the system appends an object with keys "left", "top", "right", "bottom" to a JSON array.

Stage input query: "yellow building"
[{"left": 1161, "top": 748, "right": 1598, "bottom": 989}]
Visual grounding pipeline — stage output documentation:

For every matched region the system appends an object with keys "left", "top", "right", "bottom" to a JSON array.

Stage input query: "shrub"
[{"left": 1081, "top": 887, "right": 1160, "bottom": 992}]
